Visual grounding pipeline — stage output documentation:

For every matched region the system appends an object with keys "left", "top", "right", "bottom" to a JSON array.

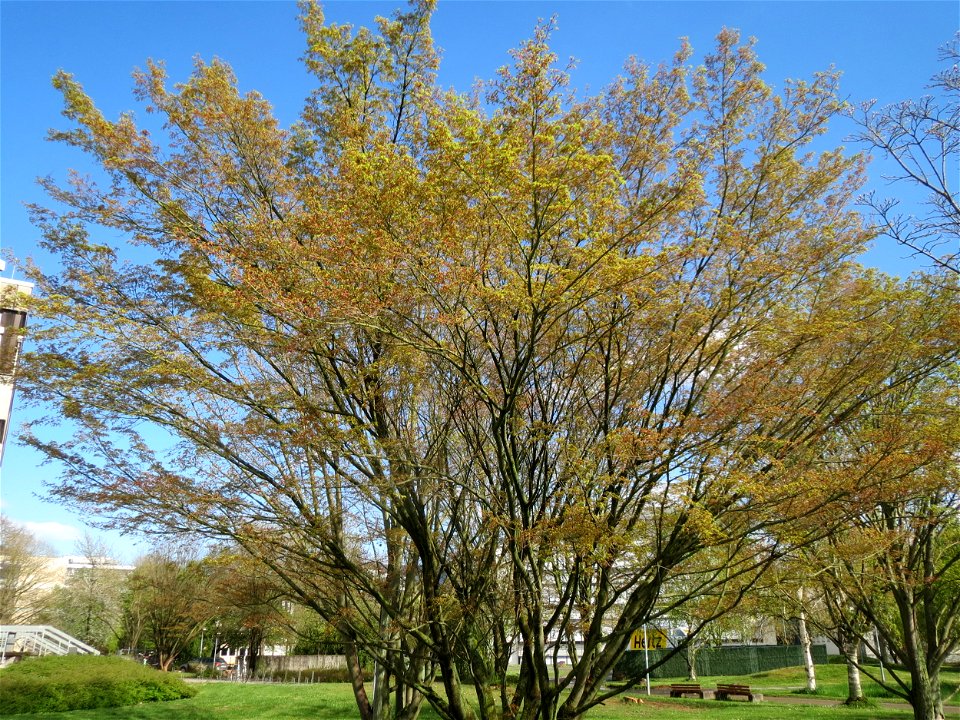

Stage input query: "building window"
[{"left": 0, "top": 308, "right": 27, "bottom": 376}]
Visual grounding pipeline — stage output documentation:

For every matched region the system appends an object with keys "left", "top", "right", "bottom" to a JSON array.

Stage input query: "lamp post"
[
  {"left": 874, "top": 627, "right": 886, "bottom": 683},
  {"left": 643, "top": 625, "right": 651, "bottom": 696},
  {"left": 212, "top": 620, "right": 221, "bottom": 668}
]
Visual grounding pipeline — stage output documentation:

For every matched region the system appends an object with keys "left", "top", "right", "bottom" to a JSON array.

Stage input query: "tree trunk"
[
  {"left": 843, "top": 638, "right": 864, "bottom": 703},
  {"left": 396, "top": 661, "right": 425, "bottom": 720},
  {"left": 159, "top": 652, "right": 174, "bottom": 672},
  {"left": 373, "top": 511, "right": 400, "bottom": 720},
  {"left": 796, "top": 588, "right": 816, "bottom": 692},
  {"left": 344, "top": 636, "right": 373, "bottom": 720},
  {"left": 247, "top": 627, "right": 262, "bottom": 673},
  {"left": 895, "top": 579, "right": 945, "bottom": 720},
  {"left": 685, "top": 644, "right": 698, "bottom": 681},
  {"left": 371, "top": 654, "right": 388, "bottom": 720},
  {"left": 909, "top": 661, "right": 944, "bottom": 720}
]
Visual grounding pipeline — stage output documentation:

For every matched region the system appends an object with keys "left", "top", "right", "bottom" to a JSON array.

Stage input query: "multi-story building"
[
  {"left": 0, "top": 267, "right": 34, "bottom": 466},
  {"left": 36, "top": 556, "right": 136, "bottom": 594}
]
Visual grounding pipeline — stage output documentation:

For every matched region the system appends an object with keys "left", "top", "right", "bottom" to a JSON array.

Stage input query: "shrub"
[{"left": 0, "top": 655, "right": 195, "bottom": 715}]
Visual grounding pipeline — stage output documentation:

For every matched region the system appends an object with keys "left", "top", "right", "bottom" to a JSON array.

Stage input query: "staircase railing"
[{"left": 0, "top": 625, "right": 100, "bottom": 660}]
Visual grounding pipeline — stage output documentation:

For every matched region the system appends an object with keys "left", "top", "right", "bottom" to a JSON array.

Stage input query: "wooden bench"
[
  {"left": 669, "top": 683, "right": 704, "bottom": 698},
  {"left": 715, "top": 683, "right": 756, "bottom": 701}
]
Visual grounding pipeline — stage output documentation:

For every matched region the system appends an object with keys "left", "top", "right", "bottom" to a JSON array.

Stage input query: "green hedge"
[
  {"left": 0, "top": 655, "right": 195, "bottom": 715},
  {"left": 614, "top": 643, "right": 829, "bottom": 680}
]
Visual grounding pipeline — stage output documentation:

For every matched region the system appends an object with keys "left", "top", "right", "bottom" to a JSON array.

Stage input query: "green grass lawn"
[
  {"left": 9, "top": 663, "right": 959, "bottom": 720},
  {"left": 589, "top": 698, "right": 913, "bottom": 720},
  {"left": 14, "top": 682, "right": 358, "bottom": 719},
  {"left": 4, "top": 678, "right": 922, "bottom": 720},
  {"left": 645, "top": 662, "right": 960, "bottom": 705}
]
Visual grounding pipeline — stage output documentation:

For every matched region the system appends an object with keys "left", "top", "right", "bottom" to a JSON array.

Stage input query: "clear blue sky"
[{"left": 1, "top": 1, "right": 956, "bottom": 559}]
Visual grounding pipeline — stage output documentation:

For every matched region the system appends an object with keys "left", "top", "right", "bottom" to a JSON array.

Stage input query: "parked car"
[{"left": 179, "top": 656, "right": 231, "bottom": 672}]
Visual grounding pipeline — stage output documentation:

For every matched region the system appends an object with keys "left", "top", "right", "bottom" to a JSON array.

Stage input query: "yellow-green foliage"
[{"left": 0, "top": 655, "right": 195, "bottom": 715}]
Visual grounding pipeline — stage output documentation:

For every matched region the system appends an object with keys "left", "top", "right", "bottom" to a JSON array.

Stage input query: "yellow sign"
[{"left": 629, "top": 627, "right": 669, "bottom": 651}]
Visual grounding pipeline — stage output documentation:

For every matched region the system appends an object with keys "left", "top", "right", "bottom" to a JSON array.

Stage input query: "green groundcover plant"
[{"left": 0, "top": 655, "right": 195, "bottom": 715}]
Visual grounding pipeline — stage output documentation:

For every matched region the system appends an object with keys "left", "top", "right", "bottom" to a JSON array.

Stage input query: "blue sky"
[{"left": 1, "top": 1, "right": 956, "bottom": 559}]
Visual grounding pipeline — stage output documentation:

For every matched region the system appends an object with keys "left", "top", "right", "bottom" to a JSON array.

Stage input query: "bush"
[{"left": 0, "top": 655, "right": 195, "bottom": 715}]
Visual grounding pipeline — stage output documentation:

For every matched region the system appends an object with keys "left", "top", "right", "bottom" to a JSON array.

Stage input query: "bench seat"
[
  {"left": 715, "top": 683, "right": 756, "bottom": 701},
  {"left": 669, "top": 683, "right": 704, "bottom": 698}
]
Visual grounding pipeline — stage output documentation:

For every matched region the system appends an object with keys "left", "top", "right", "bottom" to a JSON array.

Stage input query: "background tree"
[
  {"left": 763, "top": 557, "right": 833, "bottom": 694},
  {"left": 207, "top": 549, "right": 291, "bottom": 673},
  {"left": 42, "top": 534, "right": 127, "bottom": 651},
  {"left": 128, "top": 550, "right": 215, "bottom": 671},
  {"left": 16, "top": 4, "right": 960, "bottom": 720},
  {"left": 116, "top": 579, "right": 148, "bottom": 654},
  {"left": 0, "top": 516, "right": 54, "bottom": 624},
  {"left": 655, "top": 545, "right": 770, "bottom": 681},
  {"left": 287, "top": 604, "right": 344, "bottom": 655},
  {"left": 852, "top": 33, "right": 959, "bottom": 274},
  {"left": 800, "top": 369, "right": 960, "bottom": 720}
]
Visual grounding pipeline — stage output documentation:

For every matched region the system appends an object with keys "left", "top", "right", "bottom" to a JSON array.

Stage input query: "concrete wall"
[{"left": 258, "top": 654, "right": 344, "bottom": 672}]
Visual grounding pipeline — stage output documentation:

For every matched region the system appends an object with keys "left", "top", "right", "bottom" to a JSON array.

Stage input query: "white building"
[
  {"left": 36, "top": 556, "right": 136, "bottom": 593},
  {"left": 0, "top": 269, "right": 34, "bottom": 466}
]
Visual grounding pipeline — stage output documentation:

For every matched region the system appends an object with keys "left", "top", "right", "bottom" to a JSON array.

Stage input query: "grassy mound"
[{"left": 0, "top": 655, "right": 195, "bottom": 715}]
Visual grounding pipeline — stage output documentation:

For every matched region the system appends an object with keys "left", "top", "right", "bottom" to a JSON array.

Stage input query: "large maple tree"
[{"left": 17, "top": 3, "right": 959, "bottom": 719}]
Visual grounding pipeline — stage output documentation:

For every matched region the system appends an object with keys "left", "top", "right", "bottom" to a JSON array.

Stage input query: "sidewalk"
[{"left": 764, "top": 693, "right": 914, "bottom": 712}]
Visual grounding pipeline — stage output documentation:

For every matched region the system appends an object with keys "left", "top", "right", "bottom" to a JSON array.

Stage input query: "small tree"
[
  {"left": 657, "top": 545, "right": 769, "bottom": 681},
  {"left": 207, "top": 550, "right": 291, "bottom": 673},
  {"left": 0, "top": 516, "right": 54, "bottom": 624},
  {"left": 42, "top": 535, "right": 127, "bottom": 651},
  {"left": 129, "top": 550, "right": 214, "bottom": 671},
  {"left": 802, "top": 371, "right": 960, "bottom": 720},
  {"left": 765, "top": 561, "right": 828, "bottom": 694}
]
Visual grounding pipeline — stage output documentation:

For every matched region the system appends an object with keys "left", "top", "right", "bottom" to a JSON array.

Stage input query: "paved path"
[{"left": 762, "top": 693, "right": 914, "bottom": 712}]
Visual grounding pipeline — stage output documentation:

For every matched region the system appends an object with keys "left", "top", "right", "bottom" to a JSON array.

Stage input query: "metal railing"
[{"left": 0, "top": 625, "right": 100, "bottom": 661}]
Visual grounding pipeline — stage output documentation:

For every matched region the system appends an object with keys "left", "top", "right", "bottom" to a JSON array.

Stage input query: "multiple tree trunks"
[{"left": 16, "top": 1, "right": 959, "bottom": 719}]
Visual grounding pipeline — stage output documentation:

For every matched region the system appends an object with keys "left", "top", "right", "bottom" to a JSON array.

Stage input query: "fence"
[
  {"left": 614, "top": 643, "right": 828, "bottom": 679},
  {"left": 257, "top": 654, "right": 344, "bottom": 672}
]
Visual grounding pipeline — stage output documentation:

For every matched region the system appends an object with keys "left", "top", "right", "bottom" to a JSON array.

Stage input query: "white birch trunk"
[
  {"left": 797, "top": 587, "right": 817, "bottom": 692},
  {"left": 844, "top": 638, "right": 864, "bottom": 703}
]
